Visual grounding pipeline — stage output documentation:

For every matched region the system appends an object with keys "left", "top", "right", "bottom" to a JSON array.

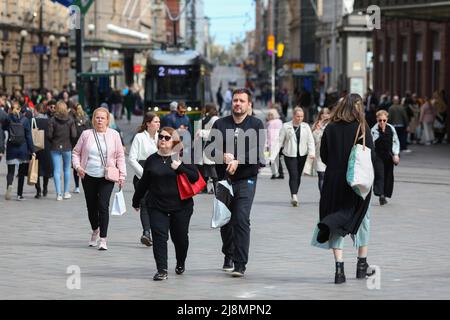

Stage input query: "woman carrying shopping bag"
[
  {"left": 132, "top": 127, "right": 199, "bottom": 281},
  {"left": 72, "top": 107, "right": 126, "bottom": 251}
]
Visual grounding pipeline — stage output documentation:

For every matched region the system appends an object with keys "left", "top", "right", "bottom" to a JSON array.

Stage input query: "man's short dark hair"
[{"left": 232, "top": 88, "right": 252, "bottom": 102}]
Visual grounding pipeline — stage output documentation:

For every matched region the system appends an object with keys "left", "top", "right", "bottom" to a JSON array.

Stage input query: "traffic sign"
[
  {"left": 277, "top": 43, "right": 285, "bottom": 58},
  {"left": 32, "top": 45, "right": 49, "bottom": 55},
  {"left": 51, "top": 0, "right": 94, "bottom": 14},
  {"left": 267, "top": 35, "right": 275, "bottom": 54}
]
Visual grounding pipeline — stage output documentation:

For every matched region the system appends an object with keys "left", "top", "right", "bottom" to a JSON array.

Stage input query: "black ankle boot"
[
  {"left": 335, "top": 262, "right": 346, "bottom": 284},
  {"left": 356, "top": 257, "right": 374, "bottom": 279}
]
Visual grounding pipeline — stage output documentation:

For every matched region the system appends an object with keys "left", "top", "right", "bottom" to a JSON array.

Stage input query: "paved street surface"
[{"left": 1, "top": 108, "right": 450, "bottom": 300}]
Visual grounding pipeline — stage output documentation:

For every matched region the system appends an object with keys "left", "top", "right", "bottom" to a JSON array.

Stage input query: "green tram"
[{"left": 144, "top": 48, "right": 213, "bottom": 124}]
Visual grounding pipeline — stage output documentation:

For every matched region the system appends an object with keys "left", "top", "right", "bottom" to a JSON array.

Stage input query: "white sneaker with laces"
[
  {"left": 89, "top": 229, "right": 100, "bottom": 247},
  {"left": 98, "top": 238, "right": 108, "bottom": 251},
  {"left": 63, "top": 192, "right": 72, "bottom": 199},
  {"left": 56, "top": 194, "right": 63, "bottom": 201}
]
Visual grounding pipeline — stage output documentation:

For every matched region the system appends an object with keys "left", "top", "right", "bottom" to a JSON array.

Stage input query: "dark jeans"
[
  {"left": 284, "top": 155, "right": 307, "bottom": 194},
  {"left": 394, "top": 126, "right": 408, "bottom": 151},
  {"left": 149, "top": 206, "right": 193, "bottom": 272},
  {"left": 35, "top": 176, "right": 49, "bottom": 194},
  {"left": 373, "top": 156, "right": 394, "bottom": 198},
  {"left": 73, "top": 169, "right": 79, "bottom": 188},
  {"left": 221, "top": 177, "right": 257, "bottom": 268},
  {"left": 133, "top": 176, "right": 151, "bottom": 234},
  {"left": 7, "top": 163, "right": 28, "bottom": 196},
  {"left": 318, "top": 171, "right": 325, "bottom": 193},
  {"left": 81, "top": 174, "right": 115, "bottom": 238}
]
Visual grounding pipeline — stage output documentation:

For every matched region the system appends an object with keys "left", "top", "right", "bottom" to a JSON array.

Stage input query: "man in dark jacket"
[
  {"left": 388, "top": 96, "right": 410, "bottom": 152},
  {"left": 205, "top": 88, "right": 266, "bottom": 278}
]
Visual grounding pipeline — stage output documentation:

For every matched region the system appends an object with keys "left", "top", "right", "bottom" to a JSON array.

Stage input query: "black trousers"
[
  {"left": 221, "top": 178, "right": 257, "bottom": 268},
  {"left": 318, "top": 171, "right": 325, "bottom": 193},
  {"left": 395, "top": 126, "right": 408, "bottom": 151},
  {"left": 284, "top": 155, "right": 307, "bottom": 194},
  {"left": 133, "top": 176, "right": 151, "bottom": 233},
  {"left": 149, "top": 207, "right": 193, "bottom": 272},
  {"left": 35, "top": 176, "right": 49, "bottom": 194},
  {"left": 81, "top": 174, "right": 115, "bottom": 238},
  {"left": 373, "top": 156, "right": 394, "bottom": 198},
  {"left": 7, "top": 163, "right": 28, "bottom": 196}
]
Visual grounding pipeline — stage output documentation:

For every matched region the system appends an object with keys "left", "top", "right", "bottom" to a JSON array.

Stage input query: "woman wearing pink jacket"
[{"left": 72, "top": 107, "right": 126, "bottom": 250}]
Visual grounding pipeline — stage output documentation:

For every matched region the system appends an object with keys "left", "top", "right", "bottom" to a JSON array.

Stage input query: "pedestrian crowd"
[{"left": 1, "top": 84, "right": 448, "bottom": 285}]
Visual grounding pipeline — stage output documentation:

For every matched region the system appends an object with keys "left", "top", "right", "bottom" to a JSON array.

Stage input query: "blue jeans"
[{"left": 51, "top": 151, "right": 72, "bottom": 195}]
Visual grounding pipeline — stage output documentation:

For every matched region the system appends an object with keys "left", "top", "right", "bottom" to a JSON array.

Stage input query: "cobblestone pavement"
[{"left": 0, "top": 112, "right": 449, "bottom": 300}]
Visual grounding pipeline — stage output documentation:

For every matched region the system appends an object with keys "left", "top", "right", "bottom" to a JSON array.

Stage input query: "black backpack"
[{"left": 8, "top": 120, "right": 26, "bottom": 146}]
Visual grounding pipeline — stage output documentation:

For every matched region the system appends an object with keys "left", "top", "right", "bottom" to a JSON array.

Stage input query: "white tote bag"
[
  {"left": 111, "top": 189, "right": 126, "bottom": 216},
  {"left": 346, "top": 124, "right": 374, "bottom": 199},
  {"left": 211, "top": 180, "right": 233, "bottom": 229}
]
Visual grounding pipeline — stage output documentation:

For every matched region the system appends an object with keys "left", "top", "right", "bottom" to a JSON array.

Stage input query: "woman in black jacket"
[
  {"left": 34, "top": 103, "right": 53, "bottom": 198},
  {"left": 311, "top": 94, "right": 375, "bottom": 284},
  {"left": 132, "top": 127, "right": 199, "bottom": 281},
  {"left": 48, "top": 101, "right": 77, "bottom": 201}
]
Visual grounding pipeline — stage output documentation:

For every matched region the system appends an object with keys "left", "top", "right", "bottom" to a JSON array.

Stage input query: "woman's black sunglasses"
[{"left": 158, "top": 134, "right": 172, "bottom": 141}]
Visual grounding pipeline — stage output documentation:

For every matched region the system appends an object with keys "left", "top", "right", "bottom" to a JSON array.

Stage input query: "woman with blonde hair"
[
  {"left": 48, "top": 101, "right": 77, "bottom": 200},
  {"left": 278, "top": 106, "right": 315, "bottom": 206},
  {"left": 2, "top": 102, "right": 35, "bottom": 200},
  {"left": 311, "top": 93, "right": 375, "bottom": 284},
  {"left": 266, "top": 108, "right": 283, "bottom": 179},
  {"left": 72, "top": 107, "right": 126, "bottom": 250}
]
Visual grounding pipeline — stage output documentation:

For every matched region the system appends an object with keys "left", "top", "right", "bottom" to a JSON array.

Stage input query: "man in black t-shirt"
[{"left": 206, "top": 88, "right": 266, "bottom": 278}]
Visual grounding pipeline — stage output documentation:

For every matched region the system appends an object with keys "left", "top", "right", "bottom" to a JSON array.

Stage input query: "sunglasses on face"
[
  {"left": 378, "top": 119, "right": 387, "bottom": 123},
  {"left": 158, "top": 135, "right": 172, "bottom": 141}
]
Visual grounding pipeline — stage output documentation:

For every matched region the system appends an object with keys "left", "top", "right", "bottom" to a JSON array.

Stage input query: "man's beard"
[{"left": 232, "top": 108, "right": 247, "bottom": 116}]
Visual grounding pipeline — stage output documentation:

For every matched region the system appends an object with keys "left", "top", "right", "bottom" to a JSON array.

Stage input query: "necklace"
[{"left": 159, "top": 153, "right": 171, "bottom": 164}]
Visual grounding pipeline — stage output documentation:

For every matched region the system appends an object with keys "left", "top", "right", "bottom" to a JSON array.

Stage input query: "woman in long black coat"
[
  {"left": 311, "top": 94, "right": 375, "bottom": 284},
  {"left": 34, "top": 103, "right": 53, "bottom": 198}
]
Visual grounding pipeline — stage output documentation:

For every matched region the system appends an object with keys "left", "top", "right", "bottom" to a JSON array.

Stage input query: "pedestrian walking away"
[
  {"left": 372, "top": 110, "right": 400, "bottom": 206},
  {"left": 132, "top": 127, "right": 199, "bottom": 281},
  {"left": 311, "top": 94, "right": 376, "bottom": 284},
  {"left": 265, "top": 108, "right": 283, "bottom": 180},
  {"left": 34, "top": 103, "right": 54, "bottom": 198},
  {"left": 48, "top": 101, "right": 77, "bottom": 201},
  {"left": 72, "top": 107, "right": 126, "bottom": 251},
  {"left": 129, "top": 112, "right": 160, "bottom": 247},
  {"left": 2, "top": 101, "right": 36, "bottom": 200},
  {"left": 205, "top": 88, "right": 266, "bottom": 278},
  {"left": 278, "top": 106, "right": 315, "bottom": 207}
]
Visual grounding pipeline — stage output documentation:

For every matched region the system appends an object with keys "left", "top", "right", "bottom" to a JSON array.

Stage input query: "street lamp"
[
  {"left": 59, "top": 36, "right": 67, "bottom": 44},
  {"left": 48, "top": 34, "right": 56, "bottom": 56},
  {"left": 17, "top": 30, "right": 28, "bottom": 72}
]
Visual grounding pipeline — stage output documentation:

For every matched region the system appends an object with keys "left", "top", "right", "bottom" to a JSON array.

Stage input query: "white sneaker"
[
  {"left": 89, "top": 229, "right": 100, "bottom": 247},
  {"left": 291, "top": 194, "right": 298, "bottom": 207},
  {"left": 63, "top": 192, "right": 72, "bottom": 200},
  {"left": 56, "top": 194, "right": 63, "bottom": 201},
  {"left": 98, "top": 238, "right": 108, "bottom": 251},
  {"left": 74, "top": 187, "right": 80, "bottom": 194},
  {"left": 5, "top": 186, "right": 12, "bottom": 200}
]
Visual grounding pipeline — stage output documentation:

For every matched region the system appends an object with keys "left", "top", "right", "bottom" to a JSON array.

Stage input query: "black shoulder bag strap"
[{"left": 93, "top": 129, "right": 107, "bottom": 168}]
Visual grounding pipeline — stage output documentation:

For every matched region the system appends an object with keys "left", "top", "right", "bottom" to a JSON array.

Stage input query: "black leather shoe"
[
  {"left": 379, "top": 196, "right": 387, "bottom": 206},
  {"left": 43, "top": 189, "right": 48, "bottom": 197},
  {"left": 277, "top": 175, "right": 284, "bottom": 179},
  {"left": 335, "top": 262, "right": 346, "bottom": 284},
  {"left": 175, "top": 263, "right": 185, "bottom": 275},
  {"left": 222, "top": 257, "right": 233, "bottom": 272},
  {"left": 153, "top": 270, "right": 168, "bottom": 281},
  {"left": 270, "top": 175, "right": 277, "bottom": 179},
  {"left": 35, "top": 192, "right": 41, "bottom": 199}
]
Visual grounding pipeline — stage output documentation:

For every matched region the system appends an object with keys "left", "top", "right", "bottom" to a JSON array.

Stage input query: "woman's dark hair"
[
  {"left": 138, "top": 112, "right": 158, "bottom": 133},
  {"left": 202, "top": 103, "right": 218, "bottom": 117},
  {"left": 329, "top": 93, "right": 367, "bottom": 136}
]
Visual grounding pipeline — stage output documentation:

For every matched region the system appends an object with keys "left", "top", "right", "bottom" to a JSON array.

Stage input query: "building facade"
[{"left": 0, "top": 0, "right": 70, "bottom": 92}]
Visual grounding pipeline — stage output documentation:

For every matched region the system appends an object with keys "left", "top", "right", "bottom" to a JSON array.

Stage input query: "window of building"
[
  {"left": 432, "top": 31, "right": 441, "bottom": 92},
  {"left": 401, "top": 36, "right": 408, "bottom": 96},
  {"left": 415, "top": 34, "right": 423, "bottom": 96}
]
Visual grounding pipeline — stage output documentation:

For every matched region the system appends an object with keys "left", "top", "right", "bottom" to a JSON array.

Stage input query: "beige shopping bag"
[
  {"left": 31, "top": 118, "right": 45, "bottom": 151},
  {"left": 27, "top": 154, "right": 39, "bottom": 185}
]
